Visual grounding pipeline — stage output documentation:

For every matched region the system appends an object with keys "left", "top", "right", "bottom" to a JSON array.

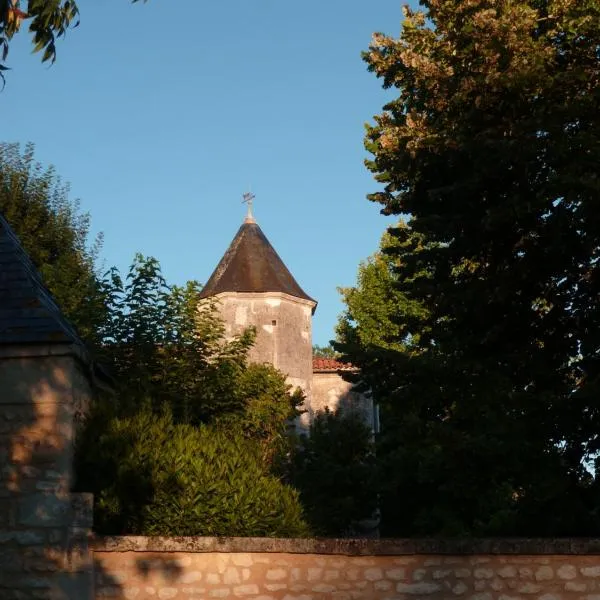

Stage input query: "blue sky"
[{"left": 2, "top": 0, "right": 406, "bottom": 345}]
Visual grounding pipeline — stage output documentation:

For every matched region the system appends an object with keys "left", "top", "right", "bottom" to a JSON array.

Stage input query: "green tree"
[
  {"left": 289, "top": 408, "right": 378, "bottom": 537},
  {"left": 312, "top": 343, "right": 340, "bottom": 359},
  {"left": 0, "top": 142, "right": 106, "bottom": 343},
  {"left": 99, "top": 254, "right": 303, "bottom": 437},
  {"left": 0, "top": 0, "right": 146, "bottom": 81},
  {"left": 340, "top": 0, "right": 600, "bottom": 536}
]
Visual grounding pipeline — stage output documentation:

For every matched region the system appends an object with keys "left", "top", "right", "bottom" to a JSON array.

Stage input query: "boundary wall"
[{"left": 92, "top": 537, "right": 600, "bottom": 600}]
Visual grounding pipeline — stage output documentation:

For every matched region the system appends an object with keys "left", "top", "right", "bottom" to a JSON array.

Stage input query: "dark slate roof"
[
  {"left": 0, "top": 213, "right": 82, "bottom": 345},
  {"left": 199, "top": 219, "right": 316, "bottom": 307}
]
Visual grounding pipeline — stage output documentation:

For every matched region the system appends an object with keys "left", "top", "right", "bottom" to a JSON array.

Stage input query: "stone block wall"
[
  {"left": 311, "top": 372, "right": 374, "bottom": 431},
  {"left": 0, "top": 346, "right": 94, "bottom": 600},
  {"left": 92, "top": 537, "right": 600, "bottom": 600}
]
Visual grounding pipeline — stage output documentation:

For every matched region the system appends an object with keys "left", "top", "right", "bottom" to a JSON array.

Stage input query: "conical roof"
[
  {"left": 0, "top": 213, "right": 82, "bottom": 345},
  {"left": 199, "top": 218, "right": 316, "bottom": 308}
]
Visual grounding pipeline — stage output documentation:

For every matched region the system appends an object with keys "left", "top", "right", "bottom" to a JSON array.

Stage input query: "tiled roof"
[
  {"left": 199, "top": 219, "right": 316, "bottom": 309},
  {"left": 312, "top": 357, "right": 356, "bottom": 372},
  {"left": 0, "top": 213, "right": 81, "bottom": 345}
]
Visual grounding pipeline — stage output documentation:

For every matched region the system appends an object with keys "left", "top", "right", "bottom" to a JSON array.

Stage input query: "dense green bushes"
[{"left": 76, "top": 407, "right": 309, "bottom": 536}]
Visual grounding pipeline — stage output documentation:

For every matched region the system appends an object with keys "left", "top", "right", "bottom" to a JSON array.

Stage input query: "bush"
[
  {"left": 289, "top": 408, "right": 378, "bottom": 536},
  {"left": 75, "top": 406, "right": 310, "bottom": 537}
]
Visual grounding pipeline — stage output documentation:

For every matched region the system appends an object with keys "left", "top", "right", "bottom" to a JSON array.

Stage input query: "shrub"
[
  {"left": 75, "top": 406, "right": 310, "bottom": 537},
  {"left": 289, "top": 408, "right": 378, "bottom": 536}
]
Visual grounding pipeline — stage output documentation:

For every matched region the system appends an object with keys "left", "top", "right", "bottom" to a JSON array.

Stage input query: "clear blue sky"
[{"left": 2, "top": 0, "right": 406, "bottom": 346}]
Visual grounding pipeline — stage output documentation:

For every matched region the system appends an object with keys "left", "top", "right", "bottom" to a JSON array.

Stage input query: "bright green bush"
[{"left": 76, "top": 406, "right": 310, "bottom": 537}]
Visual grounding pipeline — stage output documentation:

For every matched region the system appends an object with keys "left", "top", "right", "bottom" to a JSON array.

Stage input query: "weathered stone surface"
[
  {"left": 582, "top": 566, "right": 600, "bottom": 577},
  {"left": 396, "top": 582, "right": 442, "bottom": 595},
  {"left": 557, "top": 564, "right": 576, "bottom": 579},
  {"left": 224, "top": 567, "right": 242, "bottom": 585},
  {"left": 374, "top": 580, "right": 392, "bottom": 591},
  {"left": 90, "top": 536, "right": 600, "bottom": 555},
  {"left": 453, "top": 581, "right": 468, "bottom": 595},
  {"left": 474, "top": 568, "right": 494, "bottom": 579},
  {"left": 266, "top": 569, "right": 287, "bottom": 581},
  {"left": 364, "top": 567, "right": 383, "bottom": 581},
  {"left": 497, "top": 565, "right": 517, "bottom": 578},
  {"left": 517, "top": 582, "right": 542, "bottom": 594},
  {"left": 313, "top": 583, "right": 336, "bottom": 593},
  {"left": 18, "top": 493, "right": 70, "bottom": 526},
  {"left": 232, "top": 554, "right": 253, "bottom": 567},
  {"left": 385, "top": 568, "right": 405, "bottom": 580},
  {"left": 233, "top": 584, "right": 260, "bottom": 596},
  {"left": 565, "top": 581, "right": 588, "bottom": 592},
  {"left": 535, "top": 566, "right": 554, "bottom": 581},
  {"left": 180, "top": 570, "right": 203, "bottom": 584}
]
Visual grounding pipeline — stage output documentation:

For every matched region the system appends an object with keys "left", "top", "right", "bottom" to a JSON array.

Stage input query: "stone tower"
[{"left": 198, "top": 209, "right": 317, "bottom": 423}]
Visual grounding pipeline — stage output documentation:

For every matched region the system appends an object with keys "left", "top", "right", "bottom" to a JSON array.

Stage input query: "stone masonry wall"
[
  {"left": 93, "top": 537, "right": 600, "bottom": 600},
  {"left": 213, "top": 291, "right": 315, "bottom": 429},
  {"left": 0, "top": 346, "right": 94, "bottom": 600},
  {"left": 311, "top": 372, "right": 374, "bottom": 430}
]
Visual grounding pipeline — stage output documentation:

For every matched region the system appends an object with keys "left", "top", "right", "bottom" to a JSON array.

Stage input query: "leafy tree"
[
  {"left": 76, "top": 407, "right": 310, "bottom": 537},
  {"left": 340, "top": 0, "right": 600, "bottom": 536},
  {"left": 0, "top": 142, "right": 106, "bottom": 343},
  {"left": 312, "top": 343, "right": 340, "bottom": 359},
  {"left": 99, "top": 254, "right": 303, "bottom": 437},
  {"left": 75, "top": 254, "right": 308, "bottom": 535},
  {"left": 0, "top": 0, "right": 146, "bottom": 82},
  {"left": 289, "top": 408, "right": 378, "bottom": 537}
]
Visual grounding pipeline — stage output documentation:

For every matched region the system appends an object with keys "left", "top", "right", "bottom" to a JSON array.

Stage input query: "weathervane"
[{"left": 242, "top": 191, "right": 255, "bottom": 223}]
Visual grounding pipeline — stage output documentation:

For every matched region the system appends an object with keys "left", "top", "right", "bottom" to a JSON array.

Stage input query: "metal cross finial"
[{"left": 242, "top": 191, "right": 255, "bottom": 223}]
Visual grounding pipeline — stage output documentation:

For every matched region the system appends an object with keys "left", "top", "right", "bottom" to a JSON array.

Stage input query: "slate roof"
[
  {"left": 199, "top": 219, "right": 316, "bottom": 308},
  {"left": 0, "top": 213, "right": 82, "bottom": 345},
  {"left": 312, "top": 357, "right": 356, "bottom": 372}
]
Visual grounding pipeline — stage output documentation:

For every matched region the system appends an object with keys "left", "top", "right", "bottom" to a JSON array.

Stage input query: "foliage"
[
  {"left": 339, "top": 0, "right": 600, "bottom": 536},
  {"left": 0, "top": 0, "right": 146, "bottom": 83},
  {"left": 312, "top": 343, "right": 340, "bottom": 359},
  {"left": 289, "top": 408, "right": 378, "bottom": 537},
  {"left": 99, "top": 254, "right": 303, "bottom": 437},
  {"left": 75, "top": 254, "right": 308, "bottom": 536},
  {"left": 0, "top": 142, "right": 106, "bottom": 343},
  {"left": 75, "top": 406, "right": 310, "bottom": 537}
]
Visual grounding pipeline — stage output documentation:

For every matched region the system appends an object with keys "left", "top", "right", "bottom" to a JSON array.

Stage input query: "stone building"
[
  {"left": 199, "top": 207, "right": 375, "bottom": 431},
  {"left": 0, "top": 213, "right": 95, "bottom": 598}
]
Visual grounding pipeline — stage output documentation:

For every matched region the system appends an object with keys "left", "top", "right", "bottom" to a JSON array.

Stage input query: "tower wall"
[{"left": 213, "top": 291, "right": 315, "bottom": 428}]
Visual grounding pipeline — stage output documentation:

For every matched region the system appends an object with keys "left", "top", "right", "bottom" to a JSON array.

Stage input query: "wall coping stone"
[{"left": 91, "top": 536, "right": 600, "bottom": 555}]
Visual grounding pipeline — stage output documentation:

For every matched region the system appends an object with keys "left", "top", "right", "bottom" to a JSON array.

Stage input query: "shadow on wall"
[{"left": 0, "top": 352, "right": 126, "bottom": 600}]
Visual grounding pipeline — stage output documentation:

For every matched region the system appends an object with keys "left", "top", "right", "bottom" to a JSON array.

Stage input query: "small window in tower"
[{"left": 271, "top": 320, "right": 277, "bottom": 326}]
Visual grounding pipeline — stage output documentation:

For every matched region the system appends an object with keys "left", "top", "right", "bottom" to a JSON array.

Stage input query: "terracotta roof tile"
[{"left": 312, "top": 357, "right": 356, "bottom": 372}]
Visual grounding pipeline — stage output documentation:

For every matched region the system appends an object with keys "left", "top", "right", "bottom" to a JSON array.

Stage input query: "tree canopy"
[
  {"left": 0, "top": 0, "right": 146, "bottom": 82},
  {"left": 338, "top": 0, "right": 600, "bottom": 536}
]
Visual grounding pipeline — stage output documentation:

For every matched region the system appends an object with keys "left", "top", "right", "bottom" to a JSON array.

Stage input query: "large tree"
[{"left": 339, "top": 0, "right": 600, "bottom": 536}]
